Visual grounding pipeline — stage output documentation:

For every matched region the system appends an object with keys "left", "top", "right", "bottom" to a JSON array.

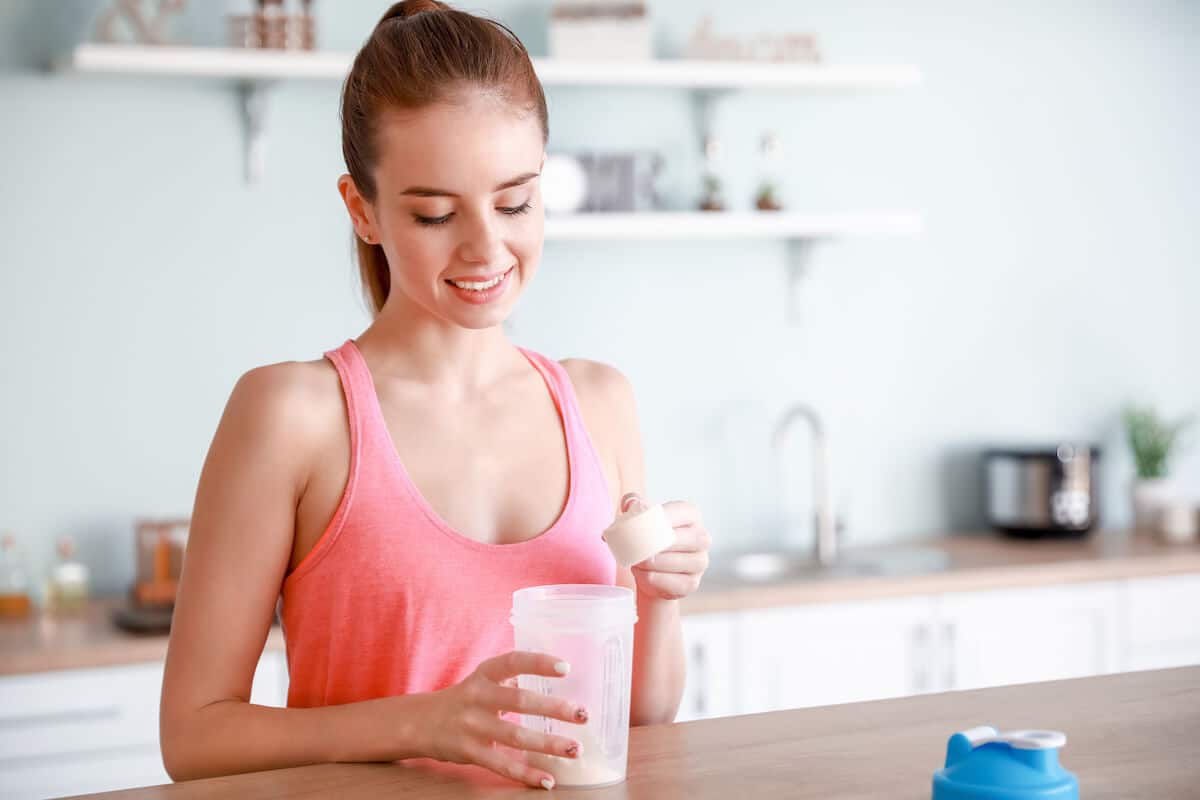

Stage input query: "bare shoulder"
[
  {"left": 220, "top": 357, "right": 343, "bottom": 455},
  {"left": 231, "top": 358, "right": 339, "bottom": 419},
  {"left": 559, "top": 358, "right": 637, "bottom": 418},
  {"left": 559, "top": 358, "right": 644, "bottom": 496}
]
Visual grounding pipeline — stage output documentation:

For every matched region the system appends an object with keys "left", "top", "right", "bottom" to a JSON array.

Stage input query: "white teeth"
[{"left": 450, "top": 270, "right": 507, "bottom": 291}]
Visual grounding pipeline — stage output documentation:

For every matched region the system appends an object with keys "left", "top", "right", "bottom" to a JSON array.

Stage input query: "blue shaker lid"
[{"left": 932, "top": 726, "right": 1078, "bottom": 800}]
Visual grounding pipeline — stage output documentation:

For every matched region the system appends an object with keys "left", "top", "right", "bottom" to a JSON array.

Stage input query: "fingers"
[
  {"left": 655, "top": 525, "right": 711, "bottom": 554},
  {"left": 487, "top": 683, "right": 588, "bottom": 725},
  {"left": 471, "top": 742, "right": 557, "bottom": 790},
  {"left": 637, "top": 569, "right": 702, "bottom": 597},
  {"left": 621, "top": 491, "right": 647, "bottom": 513},
  {"left": 478, "top": 651, "right": 569, "bottom": 683},
  {"left": 477, "top": 716, "right": 582, "bottom": 760},
  {"left": 661, "top": 499, "right": 703, "bottom": 528},
  {"left": 635, "top": 550, "right": 709, "bottom": 575}
]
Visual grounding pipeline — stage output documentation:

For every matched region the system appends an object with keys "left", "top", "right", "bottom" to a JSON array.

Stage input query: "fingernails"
[
  {"left": 575, "top": 706, "right": 589, "bottom": 723},
  {"left": 554, "top": 661, "right": 571, "bottom": 675},
  {"left": 565, "top": 742, "right": 580, "bottom": 758},
  {"left": 541, "top": 776, "right": 555, "bottom": 790}
]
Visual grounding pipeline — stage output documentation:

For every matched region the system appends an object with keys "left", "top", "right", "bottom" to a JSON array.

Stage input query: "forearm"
[
  {"left": 629, "top": 592, "right": 685, "bottom": 725},
  {"left": 161, "top": 691, "right": 435, "bottom": 781}
]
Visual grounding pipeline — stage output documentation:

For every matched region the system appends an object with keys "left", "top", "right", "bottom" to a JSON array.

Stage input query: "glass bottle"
[
  {"left": 0, "top": 533, "right": 32, "bottom": 617},
  {"left": 46, "top": 536, "right": 89, "bottom": 614}
]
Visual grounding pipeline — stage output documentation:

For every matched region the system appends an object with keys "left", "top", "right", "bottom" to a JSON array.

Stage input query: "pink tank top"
[{"left": 278, "top": 339, "right": 618, "bottom": 708}]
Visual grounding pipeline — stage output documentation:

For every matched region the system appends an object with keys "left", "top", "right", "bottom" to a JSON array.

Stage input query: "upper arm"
[
  {"left": 161, "top": 363, "right": 316, "bottom": 728},
  {"left": 561, "top": 359, "right": 645, "bottom": 592},
  {"left": 561, "top": 358, "right": 645, "bottom": 503}
]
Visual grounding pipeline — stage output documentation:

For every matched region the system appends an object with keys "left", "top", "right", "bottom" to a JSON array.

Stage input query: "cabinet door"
[
  {"left": 676, "top": 613, "right": 736, "bottom": 722},
  {"left": 0, "top": 747, "right": 168, "bottom": 800},
  {"left": 0, "top": 650, "right": 287, "bottom": 799},
  {"left": 1120, "top": 574, "right": 1200, "bottom": 671},
  {"left": 0, "top": 662, "right": 162, "bottom": 761},
  {"left": 937, "top": 581, "right": 1119, "bottom": 692},
  {"left": 738, "top": 596, "right": 938, "bottom": 714}
]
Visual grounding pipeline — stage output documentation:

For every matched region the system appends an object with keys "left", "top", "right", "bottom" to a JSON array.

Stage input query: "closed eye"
[{"left": 412, "top": 201, "right": 534, "bottom": 227}]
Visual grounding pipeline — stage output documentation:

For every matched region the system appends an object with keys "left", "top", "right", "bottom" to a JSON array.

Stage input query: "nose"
[{"left": 457, "top": 208, "right": 508, "bottom": 267}]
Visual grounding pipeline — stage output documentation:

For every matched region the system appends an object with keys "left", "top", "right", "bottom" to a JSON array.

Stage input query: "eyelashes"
[{"left": 413, "top": 201, "right": 534, "bottom": 227}]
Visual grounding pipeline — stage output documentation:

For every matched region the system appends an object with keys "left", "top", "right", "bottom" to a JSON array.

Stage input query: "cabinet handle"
[
  {"left": 942, "top": 622, "right": 956, "bottom": 690},
  {"left": 692, "top": 642, "right": 707, "bottom": 717},
  {"left": 0, "top": 707, "right": 122, "bottom": 728},
  {"left": 911, "top": 625, "right": 929, "bottom": 693}
]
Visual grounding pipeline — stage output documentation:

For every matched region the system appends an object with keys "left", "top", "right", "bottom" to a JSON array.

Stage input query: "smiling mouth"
[{"left": 445, "top": 267, "right": 513, "bottom": 292}]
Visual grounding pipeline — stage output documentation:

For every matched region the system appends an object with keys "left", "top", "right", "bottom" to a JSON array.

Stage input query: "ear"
[{"left": 337, "top": 174, "right": 376, "bottom": 242}]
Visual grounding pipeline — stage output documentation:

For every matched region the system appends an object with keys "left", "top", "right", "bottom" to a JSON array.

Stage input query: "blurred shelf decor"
[{"left": 549, "top": 0, "right": 652, "bottom": 62}]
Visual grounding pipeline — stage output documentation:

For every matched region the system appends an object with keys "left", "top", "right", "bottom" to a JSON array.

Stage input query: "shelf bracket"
[
  {"left": 238, "top": 81, "right": 275, "bottom": 184},
  {"left": 784, "top": 238, "right": 818, "bottom": 324}
]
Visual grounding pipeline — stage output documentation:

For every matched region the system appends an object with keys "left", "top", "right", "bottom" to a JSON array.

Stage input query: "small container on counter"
[
  {"left": 133, "top": 518, "right": 189, "bottom": 608},
  {"left": 45, "top": 536, "right": 90, "bottom": 614},
  {"left": 0, "top": 533, "right": 33, "bottom": 617}
]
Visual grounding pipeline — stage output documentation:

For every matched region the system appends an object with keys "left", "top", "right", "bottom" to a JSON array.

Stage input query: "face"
[{"left": 339, "top": 89, "right": 545, "bottom": 329}]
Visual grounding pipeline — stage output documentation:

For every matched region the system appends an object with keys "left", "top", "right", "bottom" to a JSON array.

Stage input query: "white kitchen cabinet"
[
  {"left": 737, "top": 595, "right": 938, "bottom": 714},
  {"left": 250, "top": 649, "right": 290, "bottom": 708},
  {"left": 676, "top": 612, "right": 737, "bottom": 722},
  {"left": 0, "top": 748, "right": 167, "bottom": 800},
  {"left": 934, "top": 582, "right": 1121, "bottom": 693},
  {"left": 1118, "top": 573, "right": 1200, "bottom": 671},
  {"left": 0, "top": 649, "right": 287, "bottom": 800},
  {"left": 681, "top": 574, "right": 1199, "bottom": 720}
]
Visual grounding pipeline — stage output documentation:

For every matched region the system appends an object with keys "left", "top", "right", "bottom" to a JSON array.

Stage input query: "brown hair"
[{"left": 341, "top": 0, "right": 549, "bottom": 315}]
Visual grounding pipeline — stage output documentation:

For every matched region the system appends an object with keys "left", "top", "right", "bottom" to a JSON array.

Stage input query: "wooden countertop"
[
  {"left": 682, "top": 530, "right": 1200, "bottom": 613},
  {"left": 2, "top": 532, "right": 1196, "bottom": 676},
  {"left": 0, "top": 598, "right": 284, "bottom": 677},
  {"left": 64, "top": 666, "right": 1199, "bottom": 799}
]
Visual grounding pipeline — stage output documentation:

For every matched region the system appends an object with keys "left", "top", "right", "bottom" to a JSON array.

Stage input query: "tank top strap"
[
  {"left": 321, "top": 339, "right": 381, "bottom": 484},
  {"left": 517, "top": 348, "right": 613, "bottom": 504}
]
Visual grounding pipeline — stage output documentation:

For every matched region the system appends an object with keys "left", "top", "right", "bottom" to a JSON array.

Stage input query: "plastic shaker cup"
[{"left": 510, "top": 584, "right": 638, "bottom": 788}]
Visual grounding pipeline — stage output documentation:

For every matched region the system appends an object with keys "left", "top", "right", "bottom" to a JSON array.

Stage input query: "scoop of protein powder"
[{"left": 602, "top": 493, "right": 676, "bottom": 568}]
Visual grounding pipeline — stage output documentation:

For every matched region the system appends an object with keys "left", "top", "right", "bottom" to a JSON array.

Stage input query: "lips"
[
  {"left": 444, "top": 266, "right": 514, "bottom": 305},
  {"left": 445, "top": 266, "right": 513, "bottom": 290}
]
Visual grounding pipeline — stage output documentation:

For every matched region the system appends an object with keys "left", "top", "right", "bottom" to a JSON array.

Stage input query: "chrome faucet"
[{"left": 772, "top": 404, "right": 838, "bottom": 567}]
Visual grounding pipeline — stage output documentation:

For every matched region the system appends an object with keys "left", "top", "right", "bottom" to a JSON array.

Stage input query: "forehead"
[{"left": 373, "top": 90, "right": 544, "bottom": 193}]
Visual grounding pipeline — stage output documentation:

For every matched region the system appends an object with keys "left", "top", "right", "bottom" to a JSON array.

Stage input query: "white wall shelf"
[
  {"left": 54, "top": 42, "right": 923, "bottom": 316},
  {"left": 54, "top": 43, "right": 923, "bottom": 188},
  {"left": 543, "top": 212, "right": 923, "bottom": 241},
  {"left": 57, "top": 43, "right": 922, "bottom": 91}
]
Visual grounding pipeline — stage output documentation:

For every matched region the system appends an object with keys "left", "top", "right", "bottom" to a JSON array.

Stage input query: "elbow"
[
  {"left": 160, "top": 718, "right": 195, "bottom": 782},
  {"left": 160, "top": 708, "right": 213, "bottom": 782}
]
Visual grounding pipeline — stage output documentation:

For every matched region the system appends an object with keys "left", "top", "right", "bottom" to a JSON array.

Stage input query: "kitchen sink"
[{"left": 716, "top": 545, "right": 952, "bottom": 584}]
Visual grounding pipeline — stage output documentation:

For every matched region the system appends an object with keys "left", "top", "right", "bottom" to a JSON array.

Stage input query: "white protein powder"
[{"left": 526, "top": 727, "right": 623, "bottom": 787}]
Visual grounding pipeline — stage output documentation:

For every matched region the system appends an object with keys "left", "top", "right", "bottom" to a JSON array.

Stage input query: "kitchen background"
[{"left": 1, "top": 1, "right": 1198, "bottom": 590}]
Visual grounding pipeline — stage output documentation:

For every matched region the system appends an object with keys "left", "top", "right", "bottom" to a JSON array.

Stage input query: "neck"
[{"left": 354, "top": 289, "right": 518, "bottom": 393}]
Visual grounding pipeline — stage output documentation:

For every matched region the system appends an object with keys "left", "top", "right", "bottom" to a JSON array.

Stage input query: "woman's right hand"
[{"left": 421, "top": 651, "right": 589, "bottom": 789}]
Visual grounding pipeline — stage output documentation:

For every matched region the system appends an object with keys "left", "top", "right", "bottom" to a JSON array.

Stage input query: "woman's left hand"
[{"left": 630, "top": 500, "right": 711, "bottom": 602}]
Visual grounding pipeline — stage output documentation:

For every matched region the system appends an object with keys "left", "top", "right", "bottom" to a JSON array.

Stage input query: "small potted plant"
[
  {"left": 1124, "top": 405, "right": 1193, "bottom": 537},
  {"left": 755, "top": 181, "right": 783, "bottom": 211},
  {"left": 699, "top": 173, "right": 726, "bottom": 211}
]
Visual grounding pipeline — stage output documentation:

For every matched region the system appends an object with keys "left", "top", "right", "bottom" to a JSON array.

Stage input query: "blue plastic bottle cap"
[{"left": 932, "top": 726, "right": 1078, "bottom": 800}]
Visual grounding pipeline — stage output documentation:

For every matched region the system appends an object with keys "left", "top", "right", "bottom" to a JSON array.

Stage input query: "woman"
[{"left": 160, "top": 1, "right": 711, "bottom": 791}]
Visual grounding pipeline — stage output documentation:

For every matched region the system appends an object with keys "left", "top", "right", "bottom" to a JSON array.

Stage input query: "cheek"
[
  {"left": 386, "top": 231, "right": 449, "bottom": 287},
  {"left": 516, "top": 214, "right": 545, "bottom": 270}
]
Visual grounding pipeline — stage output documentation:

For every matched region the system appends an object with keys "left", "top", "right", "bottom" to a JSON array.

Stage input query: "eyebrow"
[{"left": 400, "top": 172, "right": 540, "bottom": 198}]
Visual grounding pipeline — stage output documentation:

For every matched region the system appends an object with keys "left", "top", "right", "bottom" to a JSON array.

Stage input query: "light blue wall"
[{"left": 2, "top": 1, "right": 1197, "bottom": 594}]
